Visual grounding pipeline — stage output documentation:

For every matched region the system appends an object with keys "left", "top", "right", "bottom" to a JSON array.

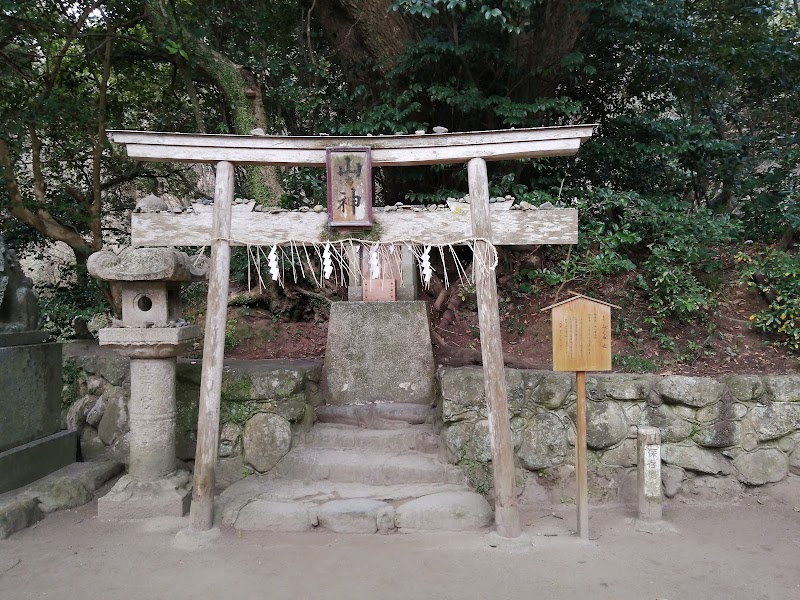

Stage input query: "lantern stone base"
[
  {"left": 98, "top": 325, "right": 202, "bottom": 359},
  {"left": 97, "top": 470, "right": 191, "bottom": 519}
]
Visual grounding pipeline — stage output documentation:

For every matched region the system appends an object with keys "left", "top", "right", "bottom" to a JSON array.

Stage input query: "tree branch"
[
  {"left": 1, "top": 139, "right": 91, "bottom": 256},
  {"left": 29, "top": 126, "right": 47, "bottom": 205},
  {"left": 90, "top": 31, "right": 114, "bottom": 251},
  {"left": 45, "top": 0, "right": 104, "bottom": 94}
]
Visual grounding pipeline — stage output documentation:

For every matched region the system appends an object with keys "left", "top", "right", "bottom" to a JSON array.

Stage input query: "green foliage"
[
  {"left": 224, "top": 320, "right": 242, "bottom": 350},
  {"left": 738, "top": 250, "right": 800, "bottom": 353},
  {"left": 36, "top": 279, "right": 108, "bottom": 341},
  {"left": 229, "top": 247, "right": 251, "bottom": 285},
  {"left": 523, "top": 189, "right": 741, "bottom": 330},
  {"left": 61, "top": 361, "right": 83, "bottom": 408},
  {"left": 3, "top": 0, "right": 798, "bottom": 362},
  {"left": 575, "top": 0, "right": 800, "bottom": 239},
  {"left": 613, "top": 354, "right": 659, "bottom": 374},
  {"left": 280, "top": 168, "right": 327, "bottom": 209},
  {"left": 392, "top": 0, "right": 540, "bottom": 33}
]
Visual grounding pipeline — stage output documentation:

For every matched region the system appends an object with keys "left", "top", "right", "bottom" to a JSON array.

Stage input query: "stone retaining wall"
[
  {"left": 438, "top": 368, "right": 800, "bottom": 500},
  {"left": 62, "top": 343, "right": 800, "bottom": 499},
  {"left": 62, "top": 343, "right": 321, "bottom": 488}
]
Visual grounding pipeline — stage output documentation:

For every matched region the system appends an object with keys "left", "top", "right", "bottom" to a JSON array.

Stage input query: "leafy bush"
[
  {"left": 517, "top": 188, "right": 741, "bottom": 332},
  {"left": 37, "top": 280, "right": 108, "bottom": 340},
  {"left": 738, "top": 251, "right": 800, "bottom": 353}
]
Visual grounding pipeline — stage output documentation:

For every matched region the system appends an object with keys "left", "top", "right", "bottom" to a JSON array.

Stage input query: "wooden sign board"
[
  {"left": 363, "top": 279, "right": 396, "bottom": 301},
  {"left": 326, "top": 147, "right": 373, "bottom": 228},
  {"left": 544, "top": 294, "right": 615, "bottom": 372}
]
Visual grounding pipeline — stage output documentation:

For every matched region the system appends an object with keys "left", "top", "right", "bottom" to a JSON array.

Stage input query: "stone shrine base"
[
  {"left": 0, "top": 431, "right": 78, "bottom": 494},
  {"left": 97, "top": 471, "right": 192, "bottom": 519},
  {"left": 0, "top": 339, "right": 70, "bottom": 494},
  {"left": 323, "top": 302, "right": 435, "bottom": 406}
]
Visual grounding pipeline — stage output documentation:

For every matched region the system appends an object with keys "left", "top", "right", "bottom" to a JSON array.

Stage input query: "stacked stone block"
[
  {"left": 61, "top": 351, "right": 800, "bottom": 500},
  {"left": 438, "top": 368, "right": 800, "bottom": 499}
]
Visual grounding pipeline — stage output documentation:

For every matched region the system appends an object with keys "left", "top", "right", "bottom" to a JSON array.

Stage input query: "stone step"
[
  {"left": 315, "top": 403, "right": 430, "bottom": 428},
  {"left": 272, "top": 447, "right": 467, "bottom": 486},
  {"left": 217, "top": 477, "right": 492, "bottom": 534},
  {"left": 300, "top": 423, "right": 440, "bottom": 454},
  {"left": 217, "top": 478, "right": 474, "bottom": 523}
]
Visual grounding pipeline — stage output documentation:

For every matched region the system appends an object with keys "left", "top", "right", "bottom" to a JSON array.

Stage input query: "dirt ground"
[
  {"left": 217, "top": 277, "right": 799, "bottom": 376},
  {"left": 2, "top": 484, "right": 800, "bottom": 600}
]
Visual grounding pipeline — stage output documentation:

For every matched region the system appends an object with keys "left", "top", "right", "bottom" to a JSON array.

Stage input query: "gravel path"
[{"left": 2, "top": 490, "right": 799, "bottom": 600}]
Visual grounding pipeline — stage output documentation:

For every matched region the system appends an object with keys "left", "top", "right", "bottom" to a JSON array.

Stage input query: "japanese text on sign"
[{"left": 327, "top": 147, "right": 373, "bottom": 228}]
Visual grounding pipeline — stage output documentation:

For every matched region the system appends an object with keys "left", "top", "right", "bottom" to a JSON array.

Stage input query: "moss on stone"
[
  {"left": 221, "top": 374, "right": 254, "bottom": 402},
  {"left": 61, "top": 361, "right": 83, "bottom": 409},
  {"left": 457, "top": 449, "right": 493, "bottom": 496},
  {"left": 320, "top": 219, "right": 385, "bottom": 242},
  {"left": 220, "top": 400, "right": 278, "bottom": 427}
]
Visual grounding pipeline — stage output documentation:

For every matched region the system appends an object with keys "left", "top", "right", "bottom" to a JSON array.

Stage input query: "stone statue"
[{"left": 0, "top": 234, "right": 39, "bottom": 333}]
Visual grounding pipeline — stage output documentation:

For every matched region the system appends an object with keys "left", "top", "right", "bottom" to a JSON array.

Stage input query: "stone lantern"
[{"left": 88, "top": 247, "right": 207, "bottom": 518}]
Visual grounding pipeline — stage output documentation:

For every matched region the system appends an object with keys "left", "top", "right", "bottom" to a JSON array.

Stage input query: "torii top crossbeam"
[
  {"left": 110, "top": 125, "right": 595, "bottom": 248},
  {"left": 109, "top": 125, "right": 595, "bottom": 166}
]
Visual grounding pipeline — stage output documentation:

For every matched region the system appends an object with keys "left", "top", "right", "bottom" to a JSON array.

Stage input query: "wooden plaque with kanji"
[
  {"left": 326, "top": 147, "right": 373, "bottom": 228},
  {"left": 545, "top": 295, "right": 614, "bottom": 372}
]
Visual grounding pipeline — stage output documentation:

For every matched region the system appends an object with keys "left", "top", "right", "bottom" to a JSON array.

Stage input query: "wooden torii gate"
[{"left": 110, "top": 125, "right": 595, "bottom": 539}]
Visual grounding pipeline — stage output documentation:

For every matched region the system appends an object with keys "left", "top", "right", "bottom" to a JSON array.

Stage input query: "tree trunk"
[
  {"left": 0, "top": 139, "right": 93, "bottom": 257},
  {"left": 146, "top": 0, "right": 283, "bottom": 205},
  {"left": 508, "top": 0, "right": 589, "bottom": 101},
  {"left": 314, "top": 0, "right": 412, "bottom": 85}
]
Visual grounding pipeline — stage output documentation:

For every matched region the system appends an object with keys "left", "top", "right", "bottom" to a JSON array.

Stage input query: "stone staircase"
[{"left": 217, "top": 406, "right": 493, "bottom": 534}]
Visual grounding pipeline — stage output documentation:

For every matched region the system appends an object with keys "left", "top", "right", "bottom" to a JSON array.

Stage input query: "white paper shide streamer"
[
  {"left": 267, "top": 245, "right": 279, "bottom": 281},
  {"left": 420, "top": 245, "right": 432, "bottom": 287},
  {"left": 369, "top": 244, "right": 381, "bottom": 280},
  {"left": 322, "top": 242, "right": 333, "bottom": 280},
  {"left": 217, "top": 236, "right": 497, "bottom": 294}
]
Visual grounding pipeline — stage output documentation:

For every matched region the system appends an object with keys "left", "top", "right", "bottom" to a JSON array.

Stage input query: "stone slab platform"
[
  {"left": 0, "top": 460, "right": 122, "bottom": 539},
  {"left": 315, "top": 403, "right": 430, "bottom": 428},
  {"left": 0, "top": 430, "right": 78, "bottom": 494},
  {"left": 218, "top": 478, "right": 492, "bottom": 534},
  {"left": 322, "top": 302, "right": 435, "bottom": 406},
  {"left": 216, "top": 421, "right": 491, "bottom": 534}
]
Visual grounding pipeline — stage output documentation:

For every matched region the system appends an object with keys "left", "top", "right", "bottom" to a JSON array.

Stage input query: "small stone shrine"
[
  {"left": 0, "top": 234, "right": 75, "bottom": 493},
  {"left": 110, "top": 125, "right": 592, "bottom": 540},
  {"left": 87, "top": 247, "right": 206, "bottom": 517}
]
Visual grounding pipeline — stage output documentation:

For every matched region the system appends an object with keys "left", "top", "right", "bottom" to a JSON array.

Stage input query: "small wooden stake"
[
  {"left": 468, "top": 157, "right": 521, "bottom": 539},
  {"left": 189, "top": 160, "right": 234, "bottom": 531},
  {"left": 575, "top": 370, "right": 589, "bottom": 540}
]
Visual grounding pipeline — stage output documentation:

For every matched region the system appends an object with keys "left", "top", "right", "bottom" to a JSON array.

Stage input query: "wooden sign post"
[{"left": 542, "top": 293, "right": 618, "bottom": 540}]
